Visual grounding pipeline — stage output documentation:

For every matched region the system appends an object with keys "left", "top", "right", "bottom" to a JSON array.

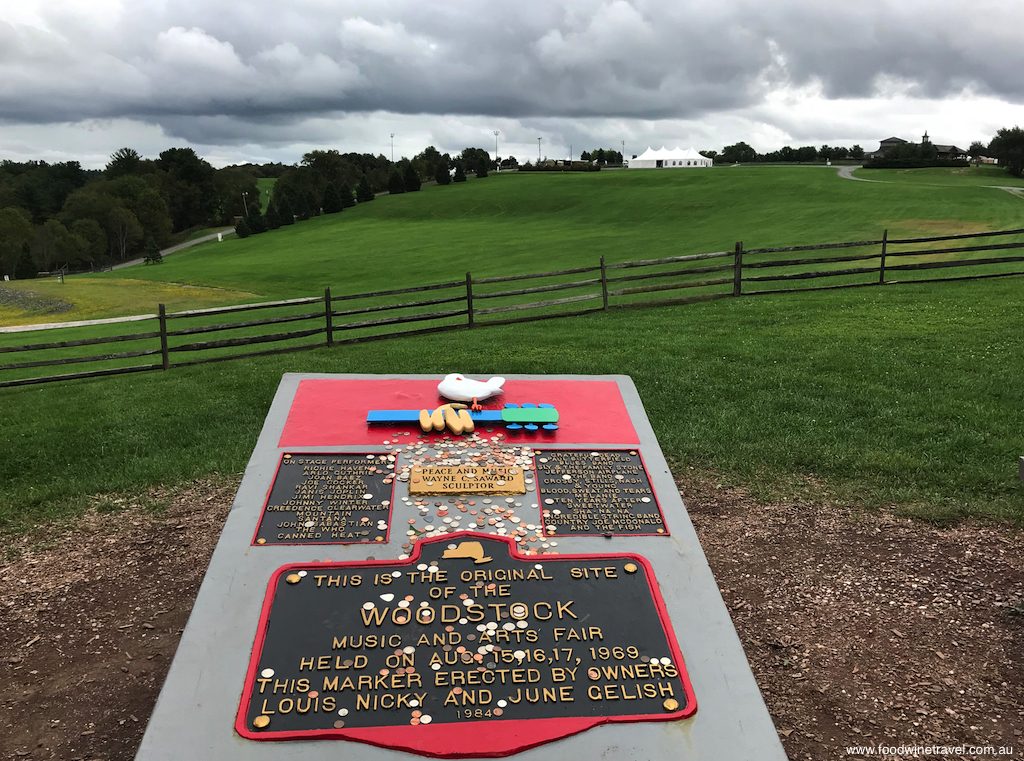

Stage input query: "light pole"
[
  {"left": 493, "top": 130, "right": 499, "bottom": 169},
  {"left": 621, "top": 140, "right": 625, "bottom": 165},
  {"left": 390, "top": 132, "right": 395, "bottom": 163},
  {"left": 241, "top": 191, "right": 249, "bottom": 217},
  {"left": 537, "top": 137, "right": 542, "bottom": 163}
]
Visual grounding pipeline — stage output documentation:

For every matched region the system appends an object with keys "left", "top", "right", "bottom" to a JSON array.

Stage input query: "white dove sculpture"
[{"left": 437, "top": 374, "right": 505, "bottom": 410}]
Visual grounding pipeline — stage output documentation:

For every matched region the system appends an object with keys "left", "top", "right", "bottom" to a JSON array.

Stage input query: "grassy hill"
[
  {"left": 0, "top": 166, "right": 1021, "bottom": 537},
  {"left": 1, "top": 278, "right": 1021, "bottom": 537},
  {"left": 2, "top": 166, "right": 1020, "bottom": 327}
]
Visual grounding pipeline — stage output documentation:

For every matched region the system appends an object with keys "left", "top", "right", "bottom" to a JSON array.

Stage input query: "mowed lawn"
[
  {"left": 852, "top": 164, "right": 1024, "bottom": 187},
  {"left": 53, "top": 166, "right": 1024, "bottom": 308},
  {"left": 1, "top": 276, "right": 1022, "bottom": 538}
]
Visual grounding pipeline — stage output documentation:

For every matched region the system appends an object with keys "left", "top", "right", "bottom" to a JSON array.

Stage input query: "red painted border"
[
  {"left": 251, "top": 452, "right": 395, "bottom": 547},
  {"left": 535, "top": 448, "right": 670, "bottom": 538},
  {"left": 235, "top": 531, "right": 698, "bottom": 757}
]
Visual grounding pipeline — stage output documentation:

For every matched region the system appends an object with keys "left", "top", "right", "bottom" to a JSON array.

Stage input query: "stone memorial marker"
[{"left": 136, "top": 374, "right": 787, "bottom": 760}]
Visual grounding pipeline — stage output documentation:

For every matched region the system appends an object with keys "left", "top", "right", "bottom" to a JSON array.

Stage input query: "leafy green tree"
[
  {"left": 338, "top": 182, "right": 355, "bottom": 208},
  {"left": 31, "top": 218, "right": 79, "bottom": 271},
  {"left": 0, "top": 206, "right": 34, "bottom": 277},
  {"left": 356, "top": 175, "right": 374, "bottom": 203},
  {"left": 157, "top": 147, "right": 218, "bottom": 230},
  {"left": 235, "top": 217, "right": 252, "bottom": 238},
  {"left": 459, "top": 147, "right": 491, "bottom": 175},
  {"left": 475, "top": 164, "right": 488, "bottom": 178},
  {"left": 453, "top": 163, "right": 467, "bottom": 183},
  {"left": 412, "top": 146, "right": 444, "bottom": 182},
  {"left": 988, "top": 128, "right": 1024, "bottom": 176},
  {"left": 968, "top": 141, "right": 986, "bottom": 163},
  {"left": 403, "top": 162, "right": 421, "bottom": 192},
  {"left": 214, "top": 167, "right": 260, "bottom": 223},
  {"left": 388, "top": 170, "right": 406, "bottom": 195},
  {"left": 108, "top": 206, "right": 144, "bottom": 260},
  {"left": 850, "top": 145, "right": 865, "bottom": 160},
  {"left": 105, "top": 147, "right": 143, "bottom": 178},
  {"left": 69, "top": 218, "right": 106, "bottom": 266},
  {"left": 721, "top": 142, "right": 757, "bottom": 163},
  {"left": 14, "top": 244, "right": 36, "bottom": 279}
]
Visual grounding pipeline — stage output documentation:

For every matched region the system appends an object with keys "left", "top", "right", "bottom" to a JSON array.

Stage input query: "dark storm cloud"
[{"left": 0, "top": 0, "right": 1020, "bottom": 153}]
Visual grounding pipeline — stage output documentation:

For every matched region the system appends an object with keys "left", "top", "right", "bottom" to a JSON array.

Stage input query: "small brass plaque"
[{"left": 409, "top": 465, "right": 526, "bottom": 495}]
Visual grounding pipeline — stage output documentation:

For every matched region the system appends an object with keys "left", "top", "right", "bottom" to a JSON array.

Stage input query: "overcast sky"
[{"left": 2, "top": 0, "right": 1023, "bottom": 168}]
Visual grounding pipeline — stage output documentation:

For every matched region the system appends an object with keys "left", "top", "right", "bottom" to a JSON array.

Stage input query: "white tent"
[{"left": 628, "top": 146, "right": 712, "bottom": 169}]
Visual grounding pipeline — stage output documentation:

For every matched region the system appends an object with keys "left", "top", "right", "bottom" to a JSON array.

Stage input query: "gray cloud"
[{"left": 0, "top": 0, "right": 1022, "bottom": 165}]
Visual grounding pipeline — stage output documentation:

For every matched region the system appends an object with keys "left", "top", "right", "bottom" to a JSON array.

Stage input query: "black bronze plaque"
[
  {"left": 253, "top": 453, "right": 393, "bottom": 545},
  {"left": 535, "top": 450, "right": 666, "bottom": 536},
  {"left": 236, "top": 533, "right": 695, "bottom": 756}
]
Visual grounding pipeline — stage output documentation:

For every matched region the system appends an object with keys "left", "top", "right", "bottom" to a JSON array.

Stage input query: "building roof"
[{"left": 879, "top": 137, "right": 908, "bottom": 144}]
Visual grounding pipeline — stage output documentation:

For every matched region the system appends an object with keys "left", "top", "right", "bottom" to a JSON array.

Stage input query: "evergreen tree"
[
  {"left": 435, "top": 157, "right": 451, "bottom": 185},
  {"left": 356, "top": 175, "right": 374, "bottom": 203},
  {"left": 453, "top": 164, "right": 467, "bottom": 183},
  {"left": 322, "top": 182, "right": 344, "bottom": 214},
  {"left": 276, "top": 196, "right": 295, "bottom": 225},
  {"left": 265, "top": 200, "right": 282, "bottom": 230},
  {"left": 143, "top": 236, "right": 163, "bottom": 264},
  {"left": 234, "top": 217, "right": 251, "bottom": 238},
  {"left": 338, "top": 182, "right": 355, "bottom": 208},
  {"left": 403, "top": 162, "right": 421, "bottom": 192},
  {"left": 388, "top": 170, "right": 406, "bottom": 195},
  {"left": 247, "top": 207, "right": 267, "bottom": 234}
]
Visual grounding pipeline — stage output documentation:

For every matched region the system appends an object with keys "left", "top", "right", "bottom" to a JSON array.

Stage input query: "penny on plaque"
[{"left": 236, "top": 533, "right": 696, "bottom": 757}]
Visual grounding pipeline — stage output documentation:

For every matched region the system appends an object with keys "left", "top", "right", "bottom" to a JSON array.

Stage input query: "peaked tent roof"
[{"left": 634, "top": 146, "right": 710, "bottom": 161}]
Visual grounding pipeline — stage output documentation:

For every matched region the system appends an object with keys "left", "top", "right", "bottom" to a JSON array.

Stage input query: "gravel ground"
[
  {"left": 0, "top": 285, "right": 73, "bottom": 315},
  {"left": 1, "top": 474, "right": 1021, "bottom": 760}
]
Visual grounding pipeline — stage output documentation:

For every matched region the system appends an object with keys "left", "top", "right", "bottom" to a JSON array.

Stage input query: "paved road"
[
  {"left": 111, "top": 228, "right": 234, "bottom": 270},
  {"left": 834, "top": 164, "right": 1024, "bottom": 198}
]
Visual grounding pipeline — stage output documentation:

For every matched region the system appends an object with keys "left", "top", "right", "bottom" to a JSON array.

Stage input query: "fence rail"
[{"left": 3, "top": 226, "right": 1023, "bottom": 389}]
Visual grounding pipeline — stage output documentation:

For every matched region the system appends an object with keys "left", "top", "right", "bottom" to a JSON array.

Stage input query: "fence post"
[
  {"left": 324, "top": 287, "right": 334, "bottom": 346},
  {"left": 733, "top": 241, "right": 744, "bottom": 296},
  {"left": 466, "top": 272, "right": 475, "bottom": 328},
  {"left": 158, "top": 304, "right": 170, "bottom": 370},
  {"left": 878, "top": 228, "right": 888, "bottom": 285},
  {"left": 600, "top": 256, "right": 609, "bottom": 310}
]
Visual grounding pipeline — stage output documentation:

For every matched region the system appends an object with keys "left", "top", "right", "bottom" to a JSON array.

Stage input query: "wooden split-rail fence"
[{"left": 2, "top": 226, "right": 1023, "bottom": 389}]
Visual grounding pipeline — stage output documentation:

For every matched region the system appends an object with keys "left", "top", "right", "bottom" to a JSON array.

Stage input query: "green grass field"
[
  {"left": 1, "top": 278, "right": 1021, "bottom": 539},
  {"left": 7, "top": 166, "right": 1018, "bottom": 325},
  {"left": 1, "top": 166, "right": 1022, "bottom": 539},
  {"left": 853, "top": 165, "right": 1024, "bottom": 187},
  {"left": 257, "top": 177, "right": 275, "bottom": 211}
]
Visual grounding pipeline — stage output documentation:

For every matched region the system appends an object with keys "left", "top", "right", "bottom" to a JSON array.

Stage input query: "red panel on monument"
[{"left": 278, "top": 378, "right": 639, "bottom": 447}]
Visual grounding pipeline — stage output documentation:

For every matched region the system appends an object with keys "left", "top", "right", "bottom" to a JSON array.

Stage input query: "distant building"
[
  {"left": 628, "top": 146, "right": 712, "bottom": 169},
  {"left": 865, "top": 132, "right": 964, "bottom": 160}
]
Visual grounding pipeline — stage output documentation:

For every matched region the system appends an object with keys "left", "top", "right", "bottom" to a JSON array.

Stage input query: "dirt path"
[{"left": 1, "top": 475, "right": 1021, "bottom": 760}]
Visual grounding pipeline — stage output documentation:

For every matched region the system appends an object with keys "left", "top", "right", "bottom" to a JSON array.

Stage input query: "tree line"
[
  {"left": 0, "top": 143, "right": 501, "bottom": 279},
  {"left": 233, "top": 146, "right": 497, "bottom": 240}
]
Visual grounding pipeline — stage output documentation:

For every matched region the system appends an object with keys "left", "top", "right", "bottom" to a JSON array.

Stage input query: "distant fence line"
[{"left": 2, "top": 226, "right": 1023, "bottom": 389}]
